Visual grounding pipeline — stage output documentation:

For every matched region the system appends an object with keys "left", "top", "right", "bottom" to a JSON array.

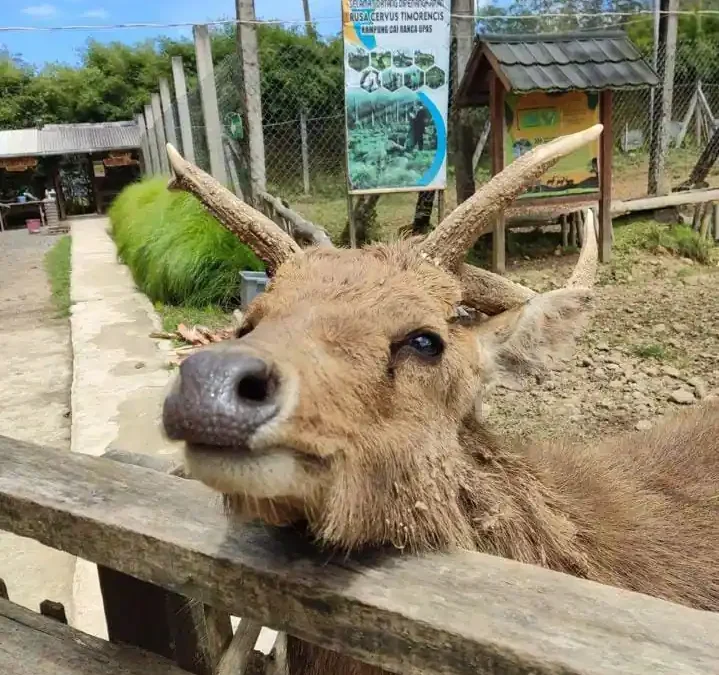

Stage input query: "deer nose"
[{"left": 163, "top": 349, "right": 280, "bottom": 447}]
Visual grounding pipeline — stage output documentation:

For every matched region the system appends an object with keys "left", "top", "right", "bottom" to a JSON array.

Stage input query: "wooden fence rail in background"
[{"left": 0, "top": 434, "right": 718, "bottom": 675}]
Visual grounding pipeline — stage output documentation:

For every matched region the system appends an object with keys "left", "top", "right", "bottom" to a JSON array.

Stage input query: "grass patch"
[
  {"left": 44, "top": 235, "right": 71, "bottom": 317},
  {"left": 156, "top": 303, "right": 234, "bottom": 333},
  {"left": 632, "top": 343, "right": 668, "bottom": 360},
  {"left": 613, "top": 217, "right": 715, "bottom": 264},
  {"left": 109, "top": 178, "right": 263, "bottom": 307}
]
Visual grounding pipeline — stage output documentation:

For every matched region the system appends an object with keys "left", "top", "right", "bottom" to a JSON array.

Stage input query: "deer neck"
[{"left": 457, "top": 415, "right": 592, "bottom": 577}]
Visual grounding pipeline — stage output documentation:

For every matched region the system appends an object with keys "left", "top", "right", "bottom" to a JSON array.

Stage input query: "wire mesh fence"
[{"left": 139, "top": 11, "right": 719, "bottom": 238}]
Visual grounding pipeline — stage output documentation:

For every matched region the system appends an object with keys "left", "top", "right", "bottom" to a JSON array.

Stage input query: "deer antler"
[
  {"left": 566, "top": 207, "right": 598, "bottom": 289},
  {"left": 166, "top": 143, "right": 301, "bottom": 274},
  {"left": 420, "top": 125, "right": 603, "bottom": 313}
]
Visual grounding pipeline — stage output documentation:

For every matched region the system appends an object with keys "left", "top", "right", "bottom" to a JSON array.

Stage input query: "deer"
[{"left": 161, "top": 125, "right": 719, "bottom": 675}]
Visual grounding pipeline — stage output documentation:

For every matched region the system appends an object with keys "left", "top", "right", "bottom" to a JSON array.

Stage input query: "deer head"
[{"left": 163, "top": 127, "right": 601, "bottom": 552}]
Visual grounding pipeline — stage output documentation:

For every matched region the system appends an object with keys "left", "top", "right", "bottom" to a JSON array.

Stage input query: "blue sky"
[{"left": 0, "top": 0, "right": 343, "bottom": 67}]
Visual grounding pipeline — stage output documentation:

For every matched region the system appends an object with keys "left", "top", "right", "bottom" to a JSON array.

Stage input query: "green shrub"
[{"left": 109, "top": 178, "right": 263, "bottom": 307}]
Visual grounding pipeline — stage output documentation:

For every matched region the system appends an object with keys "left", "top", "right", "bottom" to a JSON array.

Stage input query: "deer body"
[{"left": 160, "top": 128, "right": 718, "bottom": 675}]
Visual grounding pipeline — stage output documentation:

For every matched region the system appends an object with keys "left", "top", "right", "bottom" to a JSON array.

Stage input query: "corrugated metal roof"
[
  {"left": 0, "top": 128, "right": 41, "bottom": 158},
  {"left": 483, "top": 32, "right": 658, "bottom": 93},
  {"left": 456, "top": 31, "right": 658, "bottom": 106},
  {"left": 0, "top": 121, "right": 140, "bottom": 159}
]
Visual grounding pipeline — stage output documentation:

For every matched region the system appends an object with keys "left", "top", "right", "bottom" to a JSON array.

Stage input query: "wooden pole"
[
  {"left": 136, "top": 113, "right": 153, "bottom": 176},
  {"left": 451, "top": 0, "right": 476, "bottom": 206},
  {"left": 647, "top": 0, "right": 678, "bottom": 196},
  {"left": 144, "top": 103, "right": 162, "bottom": 176},
  {"left": 171, "top": 56, "right": 196, "bottom": 163},
  {"left": 490, "top": 74, "right": 506, "bottom": 273},
  {"left": 302, "top": 0, "right": 316, "bottom": 40},
  {"left": 471, "top": 120, "right": 491, "bottom": 173},
  {"left": 300, "top": 109, "right": 310, "bottom": 195},
  {"left": 159, "top": 78, "right": 179, "bottom": 151},
  {"left": 151, "top": 93, "right": 170, "bottom": 174},
  {"left": 236, "top": 0, "right": 268, "bottom": 201},
  {"left": 193, "top": 24, "right": 229, "bottom": 186},
  {"left": 699, "top": 202, "right": 712, "bottom": 239},
  {"left": 346, "top": 194, "right": 357, "bottom": 248},
  {"left": 599, "top": 89, "right": 613, "bottom": 263},
  {"left": 694, "top": 81, "right": 704, "bottom": 146}
]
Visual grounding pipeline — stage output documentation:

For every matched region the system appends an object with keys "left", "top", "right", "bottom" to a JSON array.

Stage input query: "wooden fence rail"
[{"left": 1, "top": 434, "right": 718, "bottom": 675}]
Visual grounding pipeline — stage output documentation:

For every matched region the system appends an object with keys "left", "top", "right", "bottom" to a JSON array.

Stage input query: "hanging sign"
[
  {"left": 103, "top": 152, "right": 136, "bottom": 167},
  {"left": 342, "top": 0, "right": 450, "bottom": 194},
  {"left": 504, "top": 91, "right": 600, "bottom": 199},
  {"left": 0, "top": 156, "right": 38, "bottom": 172},
  {"left": 93, "top": 161, "right": 106, "bottom": 178}
]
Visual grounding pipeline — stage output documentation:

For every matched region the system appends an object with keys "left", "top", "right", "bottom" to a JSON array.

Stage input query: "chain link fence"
[{"left": 140, "top": 12, "right": 719, "bottom": 238}]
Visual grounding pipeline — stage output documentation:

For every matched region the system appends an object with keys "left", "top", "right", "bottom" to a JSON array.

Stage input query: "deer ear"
[{"left": 475, "top": 287, "right": 594, "bottom": 390}]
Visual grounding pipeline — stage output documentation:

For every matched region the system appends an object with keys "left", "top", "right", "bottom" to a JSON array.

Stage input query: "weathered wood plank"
[
  {"left": 217, "top": 620, "right": 263, "bottom": 675},
  {"left": 1, "top": 435, "right": 718, "bottom": 675},
  {"left": 97, "top": 566, "right": 176, "bottom": 660},
  {"left": 102, "top": 447, "right": 231, "bottom": 674},
  {"left": 0, "top": 597, "right": 190, "bottom": 675}
]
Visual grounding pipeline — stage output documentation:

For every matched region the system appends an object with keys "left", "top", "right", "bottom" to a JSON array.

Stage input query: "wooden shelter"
[
  {"left": 455, "top": 31, "right": 658, "bottom": 270},
  {"left": 0, "top": 121, "right": 141, "bottom": 227}
]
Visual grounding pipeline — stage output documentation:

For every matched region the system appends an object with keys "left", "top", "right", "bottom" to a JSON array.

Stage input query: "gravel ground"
[{"left": 485, "top": 249, "right": 719, "bottom": 443}]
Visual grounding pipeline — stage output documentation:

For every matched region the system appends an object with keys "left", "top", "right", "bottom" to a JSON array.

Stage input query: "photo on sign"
[
  {"left": 342, "top": 4, "right": 451, "bottom": 193},
  {"left": 346, "top": 88, "right": 439, "bottom": 191}
]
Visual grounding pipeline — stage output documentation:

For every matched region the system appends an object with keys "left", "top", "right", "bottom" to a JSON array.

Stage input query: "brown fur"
[{"left": 175, "top": 242, "right": 719, "bottom": 675}]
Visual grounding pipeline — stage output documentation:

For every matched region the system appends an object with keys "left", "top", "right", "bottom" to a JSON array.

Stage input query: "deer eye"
[{"left": 394, "top": 330, "right": 445, "bottom": 363}]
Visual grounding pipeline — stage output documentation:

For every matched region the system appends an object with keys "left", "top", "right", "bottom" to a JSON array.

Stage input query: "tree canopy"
[{"left": 3, "top": 5, "right": 719, "bottom": 134}]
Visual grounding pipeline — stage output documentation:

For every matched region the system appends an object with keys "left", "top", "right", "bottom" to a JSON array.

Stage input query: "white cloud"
[
  {"left": 81, "top": 9, "right": 109, "bottom": 19},
  {"left": 22, "top": 4, "right": 58, "bottom": 17}
]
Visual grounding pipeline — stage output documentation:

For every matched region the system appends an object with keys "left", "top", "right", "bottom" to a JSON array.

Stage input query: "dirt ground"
[
  {"left": 485, "top": 248, "right": 719, "bottom": 444},
  {"left": 0, "top": 229, "right": 75, "bottom": 613}
]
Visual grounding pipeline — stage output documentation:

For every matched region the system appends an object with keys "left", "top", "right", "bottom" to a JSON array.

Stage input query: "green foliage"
[
  {"left": 155, "top": 303, "right": 233, "bottom": 333},
  {"left": 0, "top": 28, "right": 235, "bottom": 129},
  {"left": 614, "top": 217, "right": 714, "bottom": 264},
  {"left": 44, "top": 235, "right": 72, "bottom": 318},
  {"left": 632, "top": 343, "right": 668, "bottom": 361},
  {"left": 109, "top": 177, "right": 263, "bottom": 307}
]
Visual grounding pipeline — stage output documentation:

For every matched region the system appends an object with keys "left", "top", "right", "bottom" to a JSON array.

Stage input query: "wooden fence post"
[
  {"left": 171, "top": 56, "right": 196, "bottom": 163},
  {"left": 300, "top": 109, "right": 310, "bottom": 195},
  {"left": 193, "top": 24, "right": 229, "bottom": 186},
  {"left": 136, "top": 113, "right": 153, "bottom": 175},
  {"left": 490, "top": 74, "right": 506, "bottom": 273},
  {"left": 159, "top": 77, "right": 179, "bottom": 150},
  {"left": 236, "top": 0, "right": 267, "bottom": 201},
  {"left": 144, "top": 104, "right": 162, "bottom": 177},
  {"left": 151, "top": 93, "right": 170, "bottom": 174},
  {"left": 648, "top": 0, "right": 678, "bottom": 196}
]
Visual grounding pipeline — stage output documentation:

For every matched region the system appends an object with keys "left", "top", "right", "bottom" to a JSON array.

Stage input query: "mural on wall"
[
  {"left": 342, "top": 0, "right": 450, "bottom": 193},
  {"left": 504, "top": 91, "right": 600, "bottom": 198}
]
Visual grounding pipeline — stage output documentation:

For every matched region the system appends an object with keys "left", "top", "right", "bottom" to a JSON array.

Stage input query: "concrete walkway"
[
  {"left": 69, "top": 217, "right": 278, "bottom": 655},
  {"left": 0, "top": 229, "right": 75, "bottom": 618},
  {"left": 69, "top": 216, "right": 181, "bottom": 637}
]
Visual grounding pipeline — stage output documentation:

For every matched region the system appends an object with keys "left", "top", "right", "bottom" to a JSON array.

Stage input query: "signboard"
[
  {"left": 93, "top": 161, "right": 106, "bottom": 178},
  {"left": 103, "top": 152, "right": 137, "bottom": 168},
  {"left": 0, "top": 157, "right": 38, "bottom": 173},
  {"left": 226, "top": 112, "right": 244, "bottom": 141},
  {"left": 504, "top": 91, "right": 600, "bottom": 199},
  {"left": 342, "top": 0, "right": 450, "bottom": 194}
]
